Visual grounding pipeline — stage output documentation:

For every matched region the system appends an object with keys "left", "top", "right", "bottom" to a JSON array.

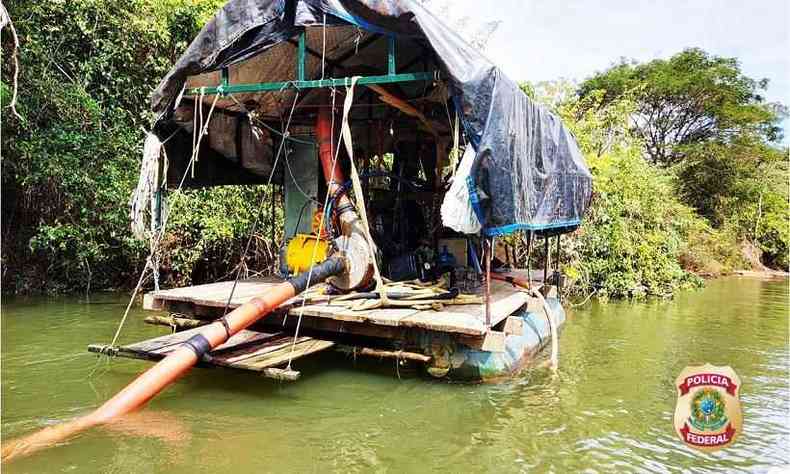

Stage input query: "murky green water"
[{"left": 2, "top": 276, "right": 788, "bottom": 473}]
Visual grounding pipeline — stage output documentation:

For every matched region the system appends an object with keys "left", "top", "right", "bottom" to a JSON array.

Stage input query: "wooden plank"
[
  {"left": 487, "top": 291, "right": 529, "bottom": 327},
  {"left": 143, "top": 275, "right": 530, "bottom": 337},
  {"left": 143, "top": 293, "right": 164, "bottom": 310},
  {"left": 89, "top": 328, "right": 334, "bottom": 380},
  {"left": 123, "top": 327, "right": 282, "bottom": 356},
  {"left": 401, "top": 310, "right": 486, "bottom": 336},
  {"left": 146, "top": 278, "right": 284, "bottom": 309},
  {"left": 362, "top": 308, "right": 422, "bottom": 327},
  {"left": 225, "top": 340, "right": 335, "bottom": 370},
  {"left": 287, "top": 303, "right": 371, "bottom": 324},
  {"left": 480, "top": 330, "right": 506, "bottom": 353},
  {"left": 123, "top": 326, "right": 205, "bottom": 353},
  {"left": 503, "top": 316, "right": 524, "bottom": 336},
  {"left": 217, "top": 337, "right": 307, "bottom": 364}
]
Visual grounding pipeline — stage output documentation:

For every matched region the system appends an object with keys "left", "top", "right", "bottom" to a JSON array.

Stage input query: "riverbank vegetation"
[{"left": 2, "top": 1, "right": 787, "bottom": 297}]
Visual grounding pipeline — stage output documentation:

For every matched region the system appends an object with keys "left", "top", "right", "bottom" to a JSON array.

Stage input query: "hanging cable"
[
  {"left": 218, "top": 91, "right": 302, "bottom": 321},
  {"left": 98, "top": 92, "right": 220, "bottom": 367},
  {"left": 286, "top": 87, "right": 343, "bottom": 369},
  {"left": 530, "top": 287, "right": 559, "bottom": 373}
]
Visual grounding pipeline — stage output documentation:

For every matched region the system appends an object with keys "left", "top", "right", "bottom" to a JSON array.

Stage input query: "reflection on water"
[{"left": 2, "top": 277, "right": 788, "bottom": 473}]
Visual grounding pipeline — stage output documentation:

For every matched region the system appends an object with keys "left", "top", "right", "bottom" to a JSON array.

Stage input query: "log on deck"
[{"left": 88, "top": 326, "right": 334, "bottom": 381}]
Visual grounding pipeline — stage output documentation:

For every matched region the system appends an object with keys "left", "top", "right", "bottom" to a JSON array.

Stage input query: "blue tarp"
[{"left": 151, "top": 0, "right": 592, "bottom": 236}]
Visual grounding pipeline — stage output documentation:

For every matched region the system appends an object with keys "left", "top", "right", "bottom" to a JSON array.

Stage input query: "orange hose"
[
  {"left": 2, "top": 258, "right": 345, "bottom": 463},
  {"left": 316, "top": 102, "right": 356, "bottom": 228},
  {"left": 317, "top": 104, "right": 345, "bottom": 192}
]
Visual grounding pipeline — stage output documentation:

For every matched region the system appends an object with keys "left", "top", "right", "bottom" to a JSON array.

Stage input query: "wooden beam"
[
  {"left": 366, "top": 84, "right": 438, "bottom": 136},
  {"left": 144, "top": 314, "right": 206, "bottom": 329},
  {"left": 338, "top": 345, "right": 431, "bottom": 363}
]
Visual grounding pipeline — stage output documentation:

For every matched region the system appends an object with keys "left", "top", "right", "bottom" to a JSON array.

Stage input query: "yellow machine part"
[{"left": 285, "top": 234, "right": 329, "bottom": 274}]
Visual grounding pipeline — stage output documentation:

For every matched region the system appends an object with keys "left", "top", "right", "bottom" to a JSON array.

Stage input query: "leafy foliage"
[
  {"left": 1, "top": 2, "right": 785, "bottom": 299},
  {"left": 578, "top": 48, "right": 785, "bottom": 165},
  {"left": 524, "top": 83, "right": 706, "bottom": 298},
  {"left": 676, "top": 137, "right": 788, "bottom": 269},
  {"left": 1, "top": 0, "right": 272, "bottom": 293},
  {"left": 577, "top": 49, "right": 788, "bottom": 271}
]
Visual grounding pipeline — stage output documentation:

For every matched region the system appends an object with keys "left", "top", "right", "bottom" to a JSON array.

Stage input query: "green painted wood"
[
  {"left": 297, "top": 32, "right": 306, "bottom": 81},
  {"left": 388, "top": 36, "right": 396, "bottom": 75}
]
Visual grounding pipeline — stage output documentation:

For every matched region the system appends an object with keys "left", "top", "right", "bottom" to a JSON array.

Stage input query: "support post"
[
  {"left": 543, "top": 236, "right": 549, "bottom": 284},
  {"left": 525, "top": 231, "right": 533, "bottom": 287},
  {"left": 387, "top": 36, "right": 396, "bottom": 76},
  {"left": 485, "top": 238, "right": 492, "bottom": 328},
  {"left": 220, "top": 67, "right": 229, "bottom": 95},
  {"left": 297, "top": 31, "right": 306, "bottom": 81},
  {"left": 555, "top": 234, "right": 562, "bottom": 300}
]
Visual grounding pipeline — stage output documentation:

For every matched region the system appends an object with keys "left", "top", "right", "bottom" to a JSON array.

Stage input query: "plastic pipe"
[
  {"left": 316, "top": 102, "right": 357, "bottom": 230},
  {"left": 1, "top": 257, "right": 346, "bottom": 463}
]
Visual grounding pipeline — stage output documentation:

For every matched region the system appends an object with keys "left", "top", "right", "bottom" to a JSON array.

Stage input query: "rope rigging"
[
  {"left": 94, "top": 91, "right": 221, "bottom": 374},
  {"left": 285, "top": 86, "right": 343, "bottom": 368},
  {"left": 219, "top": 90, "right": 302, "bottom": 319}
]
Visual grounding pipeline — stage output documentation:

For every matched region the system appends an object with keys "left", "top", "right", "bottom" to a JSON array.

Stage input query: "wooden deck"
[
  {"left": 88, "top": 326, "right": 334, "bottom": 381},
  {"left": 143, "top": 273, "right": 535, "bottom": 338}
]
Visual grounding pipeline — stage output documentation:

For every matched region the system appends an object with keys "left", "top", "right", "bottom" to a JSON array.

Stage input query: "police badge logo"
[{"left": 674, "top": 364, "right": 743, "bottom": 452}]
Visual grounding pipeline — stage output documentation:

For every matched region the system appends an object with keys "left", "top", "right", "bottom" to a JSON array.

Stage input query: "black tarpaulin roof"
[{"left": 151, "top": 0, "right": 592, "bottom": 236}]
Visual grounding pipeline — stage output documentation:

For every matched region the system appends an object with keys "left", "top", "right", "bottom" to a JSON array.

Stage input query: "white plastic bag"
[{"left": 441, "top": 146, "right": 481, "bottom": 234}]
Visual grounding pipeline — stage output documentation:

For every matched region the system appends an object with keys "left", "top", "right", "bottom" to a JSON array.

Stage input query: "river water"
[{"left": 2, "top": 276, "right": 788, "bottom": 473}]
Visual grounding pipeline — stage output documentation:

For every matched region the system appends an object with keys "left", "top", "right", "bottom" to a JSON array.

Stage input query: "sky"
[{"left": 428, "top": 0, "right": 789, "bottom": 141}]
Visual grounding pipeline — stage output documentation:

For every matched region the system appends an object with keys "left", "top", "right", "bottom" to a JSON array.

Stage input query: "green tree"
[
  {"left": 578, "top": 49, "right": 789, "bottom": 270},
  {"left": 1, "top": 0, "right": 273, "bottom": 294},
  {"left": 578, "top": 48, "right": 785, "bottom": 165},
  {"left": 520, "top": 82, "right": 721, "bottom": 298},
  {"left": 677, "top": 137, "right": 788, "bottom": 269}
]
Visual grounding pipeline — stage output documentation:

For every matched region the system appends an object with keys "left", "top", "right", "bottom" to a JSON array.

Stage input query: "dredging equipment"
[{"left": 1, "top": 95, "right": 380, "bottom": 464}]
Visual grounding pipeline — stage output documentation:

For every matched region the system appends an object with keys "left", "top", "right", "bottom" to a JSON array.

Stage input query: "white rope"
[
  {"left": 530, "top": 287, "right": 558, "bottom": 373},
  {"left": 98, "top": 93, "right": 220, "bottom": 366},
  {"left": 339, "top": 78, "right": 388, "bottom": 305},
  {"left": 109, "top": 258, "right": 152, "bottom": 348},
  {"left": 286, "top": 88, "right": 343, "bottom": 369}
]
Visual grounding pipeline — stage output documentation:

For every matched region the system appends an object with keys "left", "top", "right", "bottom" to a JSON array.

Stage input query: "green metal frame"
[
  {"left": 297, "top": 32, "right": 306, "bottom": 81},
  {"left": 185, "top": 31, "right": 436, "bottom": 97}
]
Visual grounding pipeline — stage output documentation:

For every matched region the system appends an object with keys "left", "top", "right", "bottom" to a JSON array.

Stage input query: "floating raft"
[
  {"left": 88, "top": 326, "right": 334, "bottom": 381},
  {"left": 142, "top": 274, "right": 534, "bottom": 339},
  {"left": 92, "top": 270, "right": 564, "bottom": 382}
]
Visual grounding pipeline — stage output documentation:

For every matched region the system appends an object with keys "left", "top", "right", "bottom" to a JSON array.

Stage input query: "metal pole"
[
  {"left": 485, "top": 237, "right": 493, "bottom": 328},
  {"left": 543, "top": 236, "right": 549, "bottom": 285},
  {"left": 220, "top": 67, "right": 229, "bottom": 95},
  {"left": 526, "top": 231, "right": 533, "bottom": 287},
  {"left": 555, "top": 234, "right": 562, "bottom": 300}
]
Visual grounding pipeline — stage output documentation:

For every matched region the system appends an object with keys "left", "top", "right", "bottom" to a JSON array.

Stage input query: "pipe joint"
[{"left": 182, "top": 334, "right": 212, "bottom": 359}]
